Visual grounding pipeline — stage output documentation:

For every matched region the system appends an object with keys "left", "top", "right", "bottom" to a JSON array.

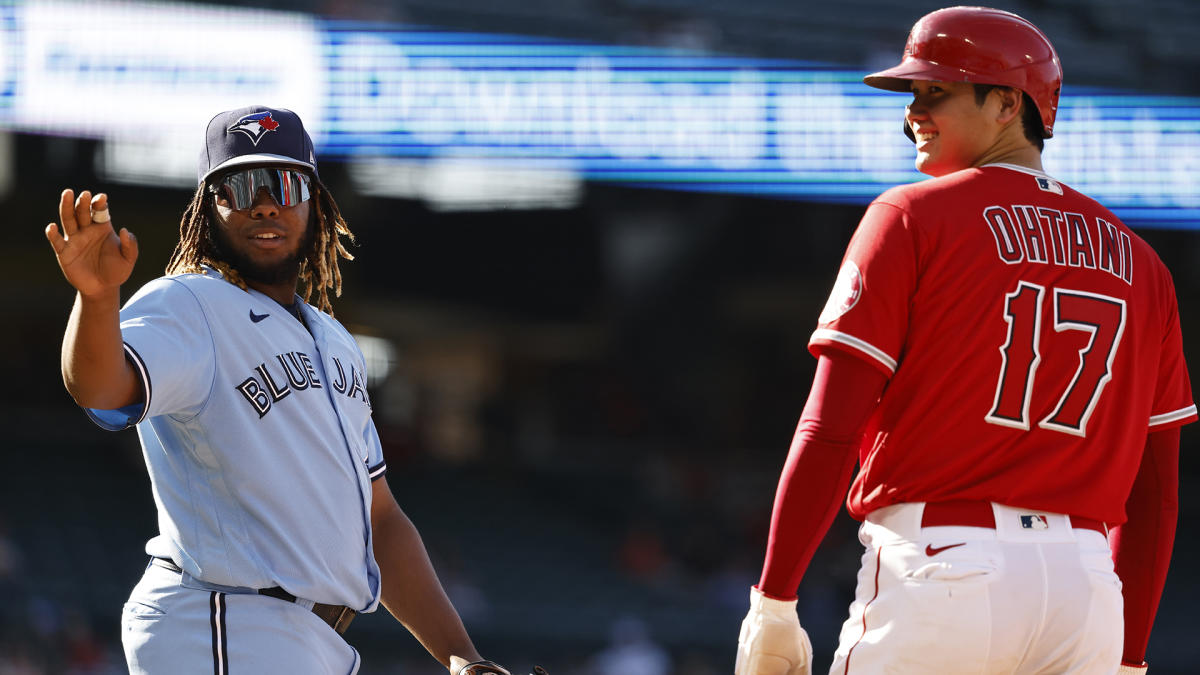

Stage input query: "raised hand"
[{"left": 45, "top": 189, "right": 138, "bottom": 297}]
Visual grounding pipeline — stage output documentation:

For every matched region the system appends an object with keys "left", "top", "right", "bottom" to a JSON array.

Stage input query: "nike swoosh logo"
[
  {"left": 925, "top": 542, "right": 966, "bottom": 556},
  {"left": 249, "top": 309, "right": 270, "bottom": 323}
]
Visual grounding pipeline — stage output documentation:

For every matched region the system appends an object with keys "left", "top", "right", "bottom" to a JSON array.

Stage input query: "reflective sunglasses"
[{"left": 209, "top": 167, "right": 312, "bottom": 210}]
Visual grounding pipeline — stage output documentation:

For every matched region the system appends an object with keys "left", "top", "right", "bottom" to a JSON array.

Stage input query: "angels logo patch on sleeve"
[{"left": 818, "top": 261, "right": 863, "bottom": 324}]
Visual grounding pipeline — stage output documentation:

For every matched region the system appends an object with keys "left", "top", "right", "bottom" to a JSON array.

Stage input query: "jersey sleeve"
[
  {"left": 354, "top": 334, "right": 387, "bottom": 480},
  {"left": 1147, "top": 274, "right": 1197, "bottom": 430},
  {"left": 365, "top": 420, "right": 387, "bottom": 480},
  {"left": 809, "top": 201, "right": 920, "bottom": 376},
  {"left": 85, "top": 278, "right": 216, "bottom": 430}
]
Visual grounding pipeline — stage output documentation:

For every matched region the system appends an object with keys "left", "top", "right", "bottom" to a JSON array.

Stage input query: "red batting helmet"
[{"left": 863, "top": 6, "right": 1062, "bottom": 138}]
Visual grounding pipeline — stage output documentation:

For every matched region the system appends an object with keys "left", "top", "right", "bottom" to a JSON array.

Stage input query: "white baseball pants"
[
  {"left": 829, "top": 502, "right": 1122, "bottom": 674},
  {"left": 122, "top": 560, "right": 361, "bottom": 675}
]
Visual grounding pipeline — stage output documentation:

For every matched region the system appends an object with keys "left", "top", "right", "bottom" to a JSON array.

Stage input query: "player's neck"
[
  {"left": 971, "top": 133, "right": 1044, "bottom": 173},
  {"left": 245, "top": 278, "right": 300, "bottom": 307}
]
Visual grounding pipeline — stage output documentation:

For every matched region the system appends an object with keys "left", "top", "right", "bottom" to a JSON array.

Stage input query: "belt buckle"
[{"left": 331, "top": 606, "right": 355, "bottom": 634}]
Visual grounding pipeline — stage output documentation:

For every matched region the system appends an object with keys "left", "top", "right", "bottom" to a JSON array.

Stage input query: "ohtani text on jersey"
[
  {"left": 236, "top": 351, "right": 371, "bottom": 418},
  {"left": 983, "top": 205, "right": 1133, "bottom": 285}
]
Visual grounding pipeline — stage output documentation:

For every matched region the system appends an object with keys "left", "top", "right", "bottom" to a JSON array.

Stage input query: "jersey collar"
[{"left": 980, "top": 162, "right": 1056, "bottom": 180}]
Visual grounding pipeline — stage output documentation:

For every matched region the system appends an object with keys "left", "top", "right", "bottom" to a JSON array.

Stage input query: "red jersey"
[{"left": 810, "top": 164, "right": 1197, "bottom": 525}]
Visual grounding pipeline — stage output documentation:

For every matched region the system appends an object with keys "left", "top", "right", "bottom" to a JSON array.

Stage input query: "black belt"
[{"left": 150, "top": 557, "right": 356, "bottom": 635}]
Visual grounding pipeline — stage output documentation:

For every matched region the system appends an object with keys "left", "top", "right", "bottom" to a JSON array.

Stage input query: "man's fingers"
[
  {"left": 45, "top": 222, "right": 67, "bottom": 254},
  {"left": 74, "top": 190, "right": 93, "bottom": 230},
  {"left": 59, "top": 189, "right": 78, "bottom": 235},
  {"left": 119, "top": 228, "right": 138, "bottom": 264}
]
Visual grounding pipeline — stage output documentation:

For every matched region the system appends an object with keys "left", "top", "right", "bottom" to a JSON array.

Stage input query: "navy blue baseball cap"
[{"left": 198, "top": 105, "right": 318, "bottom": 184}]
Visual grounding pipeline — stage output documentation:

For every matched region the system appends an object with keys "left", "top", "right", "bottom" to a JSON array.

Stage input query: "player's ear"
[{"left": 994, "top": 87, "right": 1023, "bottom": 126}]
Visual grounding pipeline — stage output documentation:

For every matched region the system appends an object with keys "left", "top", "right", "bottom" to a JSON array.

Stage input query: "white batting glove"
[
  {"left": 734, "top": 586, "right": 812, "bottom": 675},
  {"left": 1117, "top": 664, "right": 1147, "bottom": 674},
  {"left": 456, "top": 661, "right": 510, "bottom": 675}
]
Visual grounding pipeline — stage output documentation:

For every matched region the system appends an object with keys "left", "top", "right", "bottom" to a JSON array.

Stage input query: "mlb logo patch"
[
  {"left": 1020, "top": 514, "right": 1049, "bottom": 530},
  {"left": 1035, "top": 176, "right": 1063, "bottom": 195}
]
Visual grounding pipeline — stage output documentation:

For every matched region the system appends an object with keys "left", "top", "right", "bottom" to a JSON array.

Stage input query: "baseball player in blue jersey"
[{"left": 45, "top": 105, "right": 526, "bottom": 675}]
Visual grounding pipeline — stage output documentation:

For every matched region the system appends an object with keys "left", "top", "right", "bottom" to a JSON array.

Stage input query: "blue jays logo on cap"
[
  {"left": 227, "top": 111, "right": 282, "bottom": 146},
  {"left": 200, "top": 105, "right": 317, "bottom": 183}
]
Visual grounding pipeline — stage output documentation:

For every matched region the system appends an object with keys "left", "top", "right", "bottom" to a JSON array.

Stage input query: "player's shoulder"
[
  {"left": 165, "top": 265, "right": 234, "bottom": 288},
  {"left": 158, "top": 266, "right": 257, "bottom": 299},
  {"left": 127, "top": 271, "right": 208, "bottom": 303},
  {"left": 125, "top": 267, "right": 245, "bottom": 312},
  {"left": 1127, "top": 228, "right": 1177, "bottom": 289},
  {"left": 871, "top": 167, "right": 985, "bottom": 213}
]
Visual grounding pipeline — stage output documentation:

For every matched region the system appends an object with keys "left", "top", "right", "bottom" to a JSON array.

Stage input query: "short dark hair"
[{"left": 973, "top": 84, "right": 1044, "bottom": 152}]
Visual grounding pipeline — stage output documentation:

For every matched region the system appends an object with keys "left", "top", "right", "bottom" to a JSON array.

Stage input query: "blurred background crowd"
[{"left": 3, "top": 0, "right": 1200, "bottom": 673}]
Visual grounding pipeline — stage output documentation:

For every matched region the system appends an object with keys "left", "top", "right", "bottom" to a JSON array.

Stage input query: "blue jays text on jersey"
[{"left": 237, "top": 351, "right": 370, "bottom": 418}]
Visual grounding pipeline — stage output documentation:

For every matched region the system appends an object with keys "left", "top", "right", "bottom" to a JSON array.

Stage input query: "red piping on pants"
[{"left": 844, "top": 544, "right": 885, "bottom": 674}]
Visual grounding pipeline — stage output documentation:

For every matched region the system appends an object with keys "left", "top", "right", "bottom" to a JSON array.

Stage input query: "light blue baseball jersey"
[{"left": 87, "top": 266, "right": 384, "bottom": 612}]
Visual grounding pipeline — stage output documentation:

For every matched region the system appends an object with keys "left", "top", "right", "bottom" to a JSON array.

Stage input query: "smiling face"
[
  {"left": 209, "top": 172, "right": 313, "bottom": 288},
  {"left": 905, "top": 80, "right": 1006, "bottom": 177}
]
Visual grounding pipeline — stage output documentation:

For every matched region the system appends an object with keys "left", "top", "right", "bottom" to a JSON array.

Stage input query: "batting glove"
[
  {"left": 734, "top": 586, "right": 813, "bottom": 675},
  {"left": 1118, "top": 663, "right": 1147, "bottom": 674},
  {"left": 457, "top": 661, "right": 510, "bottom": 675},
  {"left": 456, "top": 662, "right": 549, "bottom": 675}
]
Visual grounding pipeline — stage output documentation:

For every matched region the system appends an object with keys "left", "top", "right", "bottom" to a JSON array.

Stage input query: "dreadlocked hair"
[{"left": 164, "top": 176, "right": 356, "bottom": 316}]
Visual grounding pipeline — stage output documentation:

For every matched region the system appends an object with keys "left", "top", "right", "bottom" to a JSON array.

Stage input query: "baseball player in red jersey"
[{"left": 734, "top": 6, "right": 1196, "bottom": 675}]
